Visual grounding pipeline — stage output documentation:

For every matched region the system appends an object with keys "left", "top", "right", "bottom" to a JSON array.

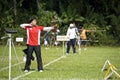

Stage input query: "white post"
[{"left": 8, "top": 34, "right": 12, "bottom": 80}]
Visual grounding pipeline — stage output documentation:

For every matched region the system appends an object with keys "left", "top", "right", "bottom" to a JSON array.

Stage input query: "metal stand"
[
  {"left": 1, "top": 34, "right": 21, "bottom": 80},
  {"left": 63, "top": 41, "right": 65, "bottom": 56},
  {"left": 78, "top": 39, "right": 81, "bottom": 50}
]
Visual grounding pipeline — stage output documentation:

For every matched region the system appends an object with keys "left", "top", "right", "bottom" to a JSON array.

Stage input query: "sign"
[
  {"left": 56, "top": 35, "right": 70, "bottom": 56},
  {"left": 57, "top": 35, "right": 70, "bottom": 41},
  {"left": 16, "top": 37, "right": 23, "bottom": 42}
]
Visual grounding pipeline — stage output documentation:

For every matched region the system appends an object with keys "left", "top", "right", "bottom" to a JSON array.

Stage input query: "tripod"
[{"left": 1, "top": 33, "right": 21, "bottom": 80}]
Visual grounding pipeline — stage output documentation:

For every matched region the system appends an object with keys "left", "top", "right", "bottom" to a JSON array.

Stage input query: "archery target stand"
[{"left": 57, "top": 35, "right": 70, "bottom": 56}]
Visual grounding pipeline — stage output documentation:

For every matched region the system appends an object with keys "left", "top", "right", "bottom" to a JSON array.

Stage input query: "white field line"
[
  {"left": 14, "top": 78, "right": 99, "bottom": 80},
  {"left": 13, "top": 56, "right": 65, "bottom": 80},
  {"left": 0, "top": 62, "right": 24, "bottom": 72}
]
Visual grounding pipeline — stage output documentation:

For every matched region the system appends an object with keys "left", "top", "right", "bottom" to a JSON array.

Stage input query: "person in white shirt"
[{"left": 66, "top": 23, "right": 78, "bottom": 54}]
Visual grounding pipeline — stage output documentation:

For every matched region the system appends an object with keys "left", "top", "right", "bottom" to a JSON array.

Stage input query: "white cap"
[{"left": 69, "top": 23, "right": 74, "bottom": 27}]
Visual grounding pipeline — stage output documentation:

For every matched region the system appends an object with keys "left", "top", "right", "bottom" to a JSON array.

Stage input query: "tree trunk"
[
  {"left": 13, "top": 0, "right": 17, "bottom": 26},
  {"left": 36, "top": 0, "right": 41, "bottom": 10}
]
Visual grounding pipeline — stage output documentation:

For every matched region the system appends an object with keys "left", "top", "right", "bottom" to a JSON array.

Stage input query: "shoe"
[
  {"left": 66, "top": 53, "right": 69, "bottom": 55},
  {"left": 74, "top": 53, "right": 77, "bottom": 55},
  {"left": 24, "top": 70, "right": 29, "bottom": 72},
  {"left": 39, "top": 70, "right": 43, "bottom": 72},
  {"left": 84, "top": 48, "right": 87, "bottom": 50},
  {"left": 79, "top": 48, "right": 81, "bottom": 50},
  {"left": 45, "top": 47, "right": 49, "bottom": 49}
]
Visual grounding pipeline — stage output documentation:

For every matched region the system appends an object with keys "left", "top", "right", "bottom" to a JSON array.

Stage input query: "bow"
[{"left": 51, "top": 16, "right": 60, "bottom": 41}]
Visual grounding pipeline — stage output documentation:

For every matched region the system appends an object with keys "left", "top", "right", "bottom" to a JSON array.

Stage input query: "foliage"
[{"left": 0, "top": 0, "right": 120, "bottom": 46}]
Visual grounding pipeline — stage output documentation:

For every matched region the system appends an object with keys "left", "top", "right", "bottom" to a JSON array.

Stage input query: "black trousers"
[
  {"left": 24, "top": 45, "right": 43, "bottom": 71},
  {"left": 66, "top": 38, "right": 76, "bottom": 53}
]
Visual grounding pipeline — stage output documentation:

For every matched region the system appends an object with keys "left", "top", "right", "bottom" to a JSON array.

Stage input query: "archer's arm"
[
  {"left": 20, "top": 24, "right": 31, "bottom": 28},
  {"left": 43, "top": 24, "right": 57, "bottom": 31},
  {"left": 43, "top": 26, "right": 54, "bottom": 31},
  {"left": 86, "top": 29, "right": 95, "bottom": 32}
]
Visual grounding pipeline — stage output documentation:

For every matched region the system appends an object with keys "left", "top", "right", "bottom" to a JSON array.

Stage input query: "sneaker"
[
  {"left": 66, "top": 53, "right": 69, "bottom": 55},
  {"left": 24, "top": 70, "right": 29, "bottom": 72},
  {"left": 84, "top": 48, "right": 87, "bottom": 50},
  {"left": 39, "top": 70, "right": 43, "bottom": 72},
  {"left": 79, "top": 48, "right": 81, "bottom": 50},
  {"left": 45, "top": 47, "right": 49, "bottom": 49},
  {"left": 74, "top": 53, "right": 77, "bottom": 55}
]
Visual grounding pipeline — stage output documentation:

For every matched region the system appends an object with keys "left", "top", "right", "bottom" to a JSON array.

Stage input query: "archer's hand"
[{"left": 54, "top": 24, "right": 57, "bottom": 28}]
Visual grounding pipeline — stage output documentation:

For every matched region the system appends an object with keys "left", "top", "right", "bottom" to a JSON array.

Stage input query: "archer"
[
  {"left": 20, "top": 16, "right": 56, "bottom": 72},
  {"left": 79, "top": 26, "right": 94, "bottom": 50}
]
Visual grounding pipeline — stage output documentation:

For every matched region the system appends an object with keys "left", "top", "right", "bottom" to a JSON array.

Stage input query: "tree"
[{"left": 0, "top": 0, "right": 120, "bottom": 45}]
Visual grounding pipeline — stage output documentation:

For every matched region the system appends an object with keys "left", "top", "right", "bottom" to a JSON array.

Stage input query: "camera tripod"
[{"left": 1, "top": 33, "right": 21, "bottom": 80}]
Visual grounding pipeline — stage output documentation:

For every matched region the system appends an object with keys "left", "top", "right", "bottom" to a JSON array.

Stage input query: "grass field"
[{"left": 0, "top": 45, "right": 120, "bottom": 80}]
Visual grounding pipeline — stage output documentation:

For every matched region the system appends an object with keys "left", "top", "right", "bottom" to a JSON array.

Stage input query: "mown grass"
[{"left": 0, "top": 45, "right": 120, "bottom": 80}]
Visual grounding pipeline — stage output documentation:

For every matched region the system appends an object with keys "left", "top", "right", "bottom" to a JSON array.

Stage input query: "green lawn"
[{"left": 0, "top": 45, "right": 120, "bottom": 80}]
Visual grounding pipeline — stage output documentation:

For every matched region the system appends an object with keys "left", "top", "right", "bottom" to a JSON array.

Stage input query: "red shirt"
[{"left": 25, "top": 26, "right": 44, "bottom": 46}]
